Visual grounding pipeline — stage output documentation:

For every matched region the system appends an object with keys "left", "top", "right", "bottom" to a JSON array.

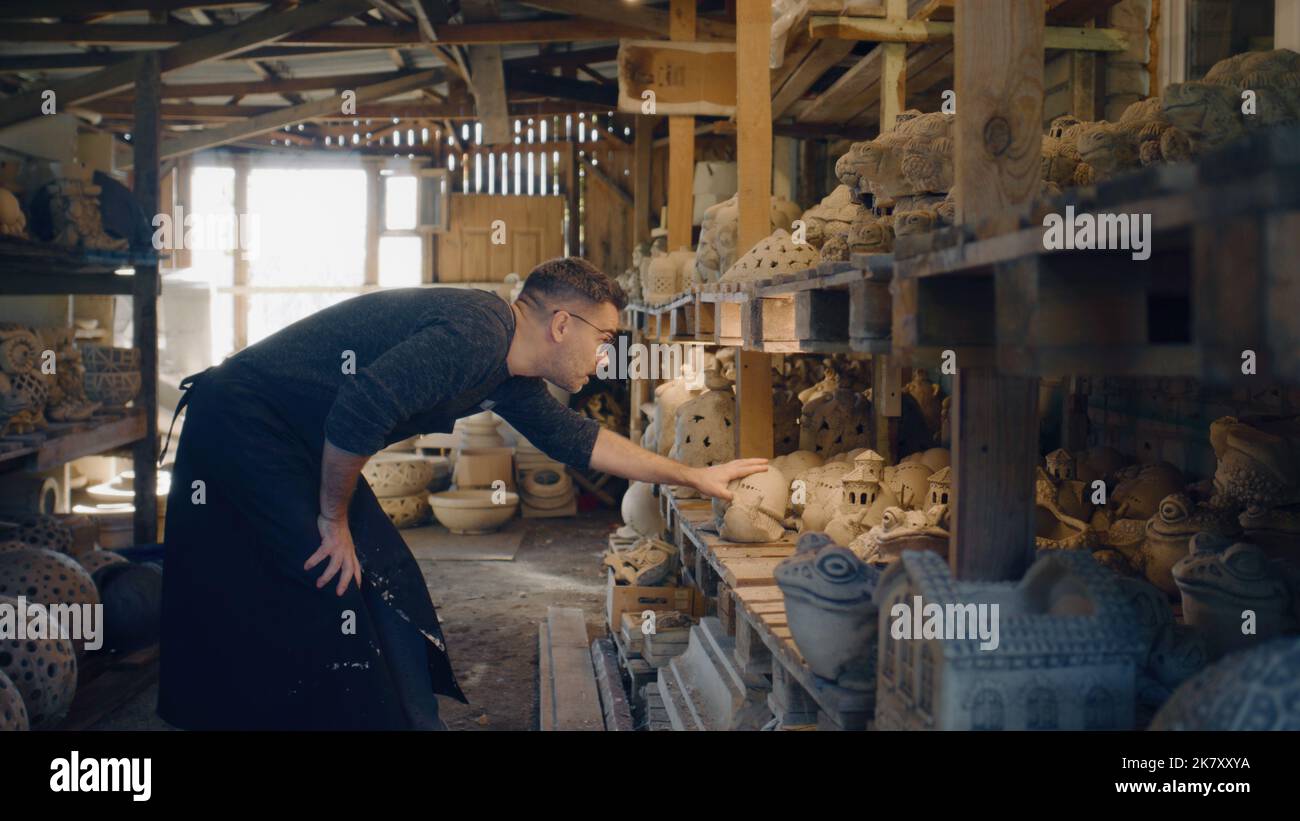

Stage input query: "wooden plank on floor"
[
  {"left": 538, "top": 606, "right": 603, "bottom": 731},
  {"left": 591, "top": 637, "right": 635, "bottom": 732}
]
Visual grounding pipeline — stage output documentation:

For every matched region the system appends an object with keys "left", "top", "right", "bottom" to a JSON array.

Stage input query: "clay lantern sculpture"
[
  {"left": 1172, "top": 533, "right": 1293, "bottom": 661},
  {"left": 718, "top": 229, "right": 821, "bottom": 284},
  {"left": 648, "top": 376, "right": 702, "bottom": 458},
  {"left": 775, "top": 536, "right": 880, "bottom": 690},
  {"left": 715, "top": 465, "right": 789, "bottom": 543},
  {"left": 0, "top": 669, "right": 29, "bottom": 731},
  {"left": 671, "top": 369, "right": 736, "bottom": 496},
  {"left": 798, "top": 386, "right": 872, "bottom": 458},
  {"left": 1141, "top": 493, "right": 1241, "bottom": 597}
]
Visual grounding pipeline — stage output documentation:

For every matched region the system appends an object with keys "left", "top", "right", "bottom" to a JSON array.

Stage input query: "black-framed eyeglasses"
[{"left": 553, "top": 309, "right": 616, "bottom": 344}]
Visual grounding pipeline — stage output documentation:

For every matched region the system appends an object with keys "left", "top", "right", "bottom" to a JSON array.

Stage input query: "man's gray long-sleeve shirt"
[{"left": 224, "top": 287, "right": 602, "bottom": 468}]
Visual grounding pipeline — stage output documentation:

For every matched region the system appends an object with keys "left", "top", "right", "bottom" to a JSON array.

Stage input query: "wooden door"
[{"left": 437, "top": 194, "right": 565, "bottom": 282}]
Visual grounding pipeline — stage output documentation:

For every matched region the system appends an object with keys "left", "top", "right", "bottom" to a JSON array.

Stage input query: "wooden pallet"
[
  {"left": 731, "top": 587, "right": 873, "bottom": 731},
  {"left": 889, "top": 123, "right": 1300, "bottom": 383},
  {"left": 59, "top": 644, "right": 160, "bottom": 731},
  {"left": 538, "top": 606, "right": 604, "bottom": 731}
]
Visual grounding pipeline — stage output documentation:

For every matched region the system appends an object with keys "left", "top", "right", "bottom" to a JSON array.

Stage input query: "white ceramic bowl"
[{"left": 428, "top": 490, "right": 518, "bottom": 534}]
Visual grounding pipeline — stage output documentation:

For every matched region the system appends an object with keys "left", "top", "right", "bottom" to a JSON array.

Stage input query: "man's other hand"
[
  {"left": 686, "top": 458, "right": 769, "bottom": 501},
  {"left": 306, "top": 514, "right": 363, "bottom": 596}
]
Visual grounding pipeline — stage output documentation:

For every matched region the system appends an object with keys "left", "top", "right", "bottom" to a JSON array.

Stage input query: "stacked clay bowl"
[
  {"left": 429, "top": 489, "right": 518, "bottom": 534},
  {"left": 365, "top": 453, "right": 437, "bottom": 529},
  {"left": 79, "top": 344, "right": 141, "bottom": 409},
  {"left": 519, "top": 467, "right": 574, "bottom": 511}
]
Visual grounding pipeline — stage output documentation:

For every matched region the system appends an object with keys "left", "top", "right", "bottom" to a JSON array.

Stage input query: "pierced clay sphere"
[
  {"left": 0, "top": 548, "right": 99, "bottom": 610},
  {"left": 378, "top": 493, "right": 431, "bottom": 529},
  {"left": 363, "top": 453, "right": 438, "bottom": 498},
  {"left": 0, "top": 668, "right": 29, "bottom": 731},
  {"left": 77, "top": 549, "right": 128, "bottom": 580},
  {"left": 6, "top": 513, "right": 73, "bottom": 554},
  {"left": 0, "top": 595, "right": 77, "bottom": 729}
]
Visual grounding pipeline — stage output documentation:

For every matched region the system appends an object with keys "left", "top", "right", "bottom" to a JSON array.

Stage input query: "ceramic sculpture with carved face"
[
  {"left": 848, "top": 505, "right": 950, "bottom": 564},
  {"left": 1141, "top": 494, "right": 1241, "bottom": 597},
  {"left": 798, "top": 185, "right": 866, "bottom": 250},
  {"left": 1172, "top": 533, "right": 1293, "bottom": 660},
  {"left": 1208, "top": 415, "right": 1300, "bottom": 510},
  {"left": 714, "top": 464, "right": 789, "bottom": 543},
  {"left": 775, "top": 536, "right": 879, "bottom": 690}
]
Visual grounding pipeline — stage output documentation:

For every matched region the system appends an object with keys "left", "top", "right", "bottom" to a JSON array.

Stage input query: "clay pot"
[
  {"left": 363, "top": 453, "right": 438, "bottom": 499},
  {"left": 429, "top": 489, "right": 518, "bottom": 534},
  {"left": 621, "top": 481, "right": 664, "bottom": 539},
  {"left": 83, "top": 370, "right": 141, "bottom": 407},
  {"left": 775, "top": 541, "right": 878, "bottom": 689},
  {"left": 378, "top": 493, "right": 431, "bottom": 529},
  {"left": 0, "top": 669, "right": 29, "bottom": 731},
  {"left": 78, "top": 344, "right": 140, "bottom": 373},
  {"left": 0, "top": 595, "right": 77, "bottom": 729}
]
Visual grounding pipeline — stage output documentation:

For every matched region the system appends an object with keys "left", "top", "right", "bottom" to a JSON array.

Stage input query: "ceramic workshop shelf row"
[
  {"left": 662, "top": 489, "right": 870, "bottom": 730},
  {"left": 625, "top": 254, "right": 896, "bottom": 356},
  {"left": 890, "top": 122, "right": 1300, "bottom": 384},
  {"left": 0, "top": 237, "right": 160, "bottom": 290},
  {"left": 0, "top": 408, "right": 146, "bottom": 473}
]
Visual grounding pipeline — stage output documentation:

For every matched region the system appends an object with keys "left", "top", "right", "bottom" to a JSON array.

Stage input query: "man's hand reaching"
[
  {"left": 685, "top": 458, "right": 770, "bottom": 502},
  {"left": 306, "top": 514, "right": 363, "bottom": 596}
]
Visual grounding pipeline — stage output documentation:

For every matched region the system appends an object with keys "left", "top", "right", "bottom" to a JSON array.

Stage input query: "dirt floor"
[{"left": 92, "top": 509, "right": 620, "bottom": 731}]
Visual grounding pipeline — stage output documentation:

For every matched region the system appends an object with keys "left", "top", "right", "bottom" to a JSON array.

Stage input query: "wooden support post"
[
  {"left": 735, "top": 0, "right": 774, "bottom": 460},
  {"left": 666, "top": 0, "right": 695, "bottom": 252},
  {"left": 1277, "top": 0, "right": 1300, "bottom": 51},
  {"left": 950, "top": 0, "right": 1043, "bottom": 581},
  {"left": 1061, "top": 375, "right": 1089, "bottom": 452},
  {"left": 880, "top": 0, "right": 908, "bottom": 133},
  {"left": 564, "top": 141, "right": 579, "bottom": 256},
  {"left": 131, "top": 53, "right": 161, "bottom": 545},
  {"left": 633, "top": 114, "right": 653, "bottom": 245},
  {"left": 232, "top": 154, "right": 250, "bottom": 351},
  {"left": 872, "top": 354, "right": 901, "bottom": 463},
  {"left": 364, "top": 159, "right": 381, "bottom": 286}
]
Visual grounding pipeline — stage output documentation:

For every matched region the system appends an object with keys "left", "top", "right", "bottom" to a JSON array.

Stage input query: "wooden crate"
[{"left": 605, "top": 567, "right": 704, "bottom": 634}]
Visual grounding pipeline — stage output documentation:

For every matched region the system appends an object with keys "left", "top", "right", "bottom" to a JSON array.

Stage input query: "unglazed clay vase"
[
  {"left": 798, "top": 387, "right": 871, "bottom": 458},
  {"left": 363, "top": 453, "right": 438, "bottom": 499},
  {"left": 1111, "top": 462, "right": 1185, "bottom": 520},
  {"left": 1142, "top": 494, "right": 1241, "bottom": 597},
  {"left": 620, "top": 481, "right": 664, "bottom": 539},
  {"left": 717, "top": 465, "right": 789, "bottom": 543},
  {"left": 1172, "top": 533, "right": 1292, "bottom": 660},
  {"left": 0, "top": 669, "right": 29, "bottom": 731},
  {"left": 1150, "top": 637, "right": 1300, "bottom": 730},
  {"left": 672, "top": 369, "right": 735, "bottom": 478},
  {"left": 429, "top": 489, "right": 517, "bottom": 534},
  {"left": 0, "top": 595, "right": 76, "bottom": 729},
  {"left": 650, "top": 377, "right": 701, "bottom": 458},
  {"left": 849, "top": 505, "right": 950, "bottom": 564},
  {"left": 775, "top": 537, "right": 879, "bottom": 689},
  {"left": 1208, "top": 415, "right": 1300, "bottom": 509},
  {"left": 378, "top": 493, "right": 431, "bottom": 529}
]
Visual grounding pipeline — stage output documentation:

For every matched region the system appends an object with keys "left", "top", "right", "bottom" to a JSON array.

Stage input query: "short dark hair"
[{"left": 518, "top": 257, "right": 626, "bottom": 311}]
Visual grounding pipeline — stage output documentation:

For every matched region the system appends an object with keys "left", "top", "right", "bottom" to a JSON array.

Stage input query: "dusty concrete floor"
[{"left": 92, "top": 510, "right": 618, "bottom": 731}]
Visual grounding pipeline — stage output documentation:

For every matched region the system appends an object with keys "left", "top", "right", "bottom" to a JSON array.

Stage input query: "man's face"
[{"left": 546, "top": 301, "right": 620, "bottom": 393}]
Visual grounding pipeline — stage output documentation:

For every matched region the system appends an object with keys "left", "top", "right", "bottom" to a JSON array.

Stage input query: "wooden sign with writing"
[{"left": 617, "top": 39, "right": 737, "bottom": 117}]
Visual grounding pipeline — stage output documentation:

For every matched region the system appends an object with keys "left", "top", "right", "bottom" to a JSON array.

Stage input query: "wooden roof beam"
[
  {"left": 809, "top": 16, "right": 1129, "bottom": 52},
  {"left": 518, "top": 0, "right": 736, "bottom": 42},
  {"left": 0, "top": 0, "right": 372, "bottom": 128}
]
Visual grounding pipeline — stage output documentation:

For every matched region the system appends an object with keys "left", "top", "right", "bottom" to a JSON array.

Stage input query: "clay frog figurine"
[
  {"left": 775, "top": 534, "right": 880, "bottom": 690},
  {"left": 849, "top": 505, "right": 950, "bottom": 565},
  {"left": 1142, "top": 493, "right": 1241, "bottom": 597},
  {"left": 1172, "top": 532, "right": 1293, "bottom": 660}
]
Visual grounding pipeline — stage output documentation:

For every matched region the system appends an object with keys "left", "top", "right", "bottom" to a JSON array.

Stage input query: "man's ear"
[{"left": 548, "top": 309, "right": 568, "bottom": 343}]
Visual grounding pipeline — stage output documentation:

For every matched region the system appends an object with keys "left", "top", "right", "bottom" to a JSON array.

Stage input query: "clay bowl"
[
  {"left": 79, "top": 344, "right": 140, "bottom": 373},
  {"left": 83, "top": 370, "right": 141, "bottom": 407},
  {"left": 363, "top": 453, "right": 438, "bottom": 499},
  {"left": 378, "top": 493, "right": 431, "bottom": 529},
  {"left": 428, "top": 489, "right": 518, "bottom": 534}
]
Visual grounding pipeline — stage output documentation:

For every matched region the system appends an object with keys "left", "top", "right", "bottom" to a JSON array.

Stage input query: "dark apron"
[{"left": 157, "top": 364, "right": 466, "bottom": 731}]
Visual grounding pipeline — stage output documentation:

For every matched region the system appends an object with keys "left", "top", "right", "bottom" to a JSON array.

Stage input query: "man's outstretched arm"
[{"left": 588, "top": 427, "right": 768, "bottom": 502}]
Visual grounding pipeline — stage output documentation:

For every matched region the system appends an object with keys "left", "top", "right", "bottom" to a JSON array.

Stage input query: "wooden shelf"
[
  {"left": 0, "top": 237, "right": 160, "bottom": 278},
  {"left": 0, "top": 409, "right": 147, "bottom": 473}
]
